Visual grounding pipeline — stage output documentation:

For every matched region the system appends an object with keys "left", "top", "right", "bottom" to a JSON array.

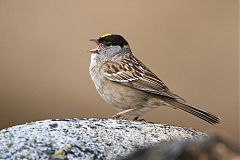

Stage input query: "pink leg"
[{"left": 112, "top": 108, "right": 136, "bottom": 119}]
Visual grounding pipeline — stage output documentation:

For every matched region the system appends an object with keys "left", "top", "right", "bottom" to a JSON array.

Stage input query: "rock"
[{"left": 0, "top": 118, "right": 206, "bottom": 159}]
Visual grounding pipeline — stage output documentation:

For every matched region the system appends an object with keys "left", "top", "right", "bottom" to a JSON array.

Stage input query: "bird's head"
[{"left": 89, "top": 34, "right": 129, "bottom": 56}]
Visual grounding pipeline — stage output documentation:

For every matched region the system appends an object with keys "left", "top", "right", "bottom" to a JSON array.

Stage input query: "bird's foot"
[
  {"left": 112, "top": 113, "right": 122, "bottom": 119},
  {"left": 112, "top": 108, "right": 136, "bottom": 120},
  {"left": 133, "top": 116, "right": 146, "bottom": 122}
]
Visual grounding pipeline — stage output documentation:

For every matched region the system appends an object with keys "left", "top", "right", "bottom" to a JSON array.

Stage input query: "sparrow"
[{"left": 88, "top": 34, "right": 220, "bottom": 124}]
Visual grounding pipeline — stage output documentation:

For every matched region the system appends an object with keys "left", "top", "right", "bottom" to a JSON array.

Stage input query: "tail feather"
[{"left": 162, "top": 97, "right": 220, "bottom": 125}]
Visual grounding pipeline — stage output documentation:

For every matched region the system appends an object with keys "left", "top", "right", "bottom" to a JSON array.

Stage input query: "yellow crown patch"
[{"left": 100, "top": 34, "right": 112, "bottom": 38}]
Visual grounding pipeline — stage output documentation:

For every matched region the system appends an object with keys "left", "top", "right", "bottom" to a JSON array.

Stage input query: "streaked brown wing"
[{"left": 101, "top": 55, "right": 175, "bottom": 98}]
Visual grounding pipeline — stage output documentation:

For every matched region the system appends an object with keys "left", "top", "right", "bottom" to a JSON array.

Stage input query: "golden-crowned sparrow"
[{"left": 89, "top": 34, "right": 220, "bottom": 124}]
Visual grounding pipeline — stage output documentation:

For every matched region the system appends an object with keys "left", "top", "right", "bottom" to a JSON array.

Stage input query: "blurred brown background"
[{"left": 0, "top": 1, "right": 239, "bottom": 142}]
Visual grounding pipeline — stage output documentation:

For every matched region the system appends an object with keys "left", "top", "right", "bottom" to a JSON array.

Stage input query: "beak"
[
  {"left": 89, "top": 38, "right": 99, "bottom": 44},
  {"left": 89, "top": 38, "right": 100, "bottom": 53}
]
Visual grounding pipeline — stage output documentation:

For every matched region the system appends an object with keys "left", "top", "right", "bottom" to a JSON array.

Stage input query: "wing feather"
[{"left": 101, "top": 55, "right": 174, "bottom": 98}]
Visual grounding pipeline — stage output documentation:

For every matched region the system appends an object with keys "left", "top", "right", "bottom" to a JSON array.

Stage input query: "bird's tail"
[{"left": 162, "top": 96, "right": 220, "bottom": 125}]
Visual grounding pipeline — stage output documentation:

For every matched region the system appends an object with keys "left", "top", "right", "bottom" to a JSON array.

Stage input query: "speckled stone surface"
[{"left": 0, "top": 118, "right": 206, "bottom": 159}]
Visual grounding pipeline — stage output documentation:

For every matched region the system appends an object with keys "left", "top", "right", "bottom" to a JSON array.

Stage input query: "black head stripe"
[{"left": 98, "top": 34, "right": 128, "bottom": 47}]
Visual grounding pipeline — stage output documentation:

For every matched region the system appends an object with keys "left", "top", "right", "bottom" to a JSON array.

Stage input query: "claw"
[{"left": 133, "top": 117, "right": 146, "bottom": 122}]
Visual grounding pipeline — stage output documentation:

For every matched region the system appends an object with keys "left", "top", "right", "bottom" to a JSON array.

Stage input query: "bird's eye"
[{"left": 105, "top": 42, "right": 112, "bottom": 47}]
